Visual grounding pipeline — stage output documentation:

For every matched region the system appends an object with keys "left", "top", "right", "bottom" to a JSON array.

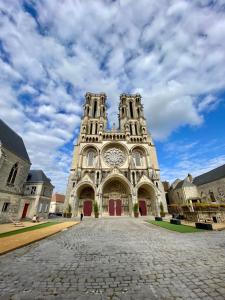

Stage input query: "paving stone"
[{"left": 0, "top": 218, "right": 225, "bottom": 299}]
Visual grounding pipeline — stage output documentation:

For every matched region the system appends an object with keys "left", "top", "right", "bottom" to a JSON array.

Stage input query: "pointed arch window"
[
  {"left": 7, "top": 163, "right": 18, "bottom": 185},
  {"left": 133, "top": 151, "right": 142, "bottom": 167},
  {"left": 87, "top": 150, "right": 95, "bottom": 167}
]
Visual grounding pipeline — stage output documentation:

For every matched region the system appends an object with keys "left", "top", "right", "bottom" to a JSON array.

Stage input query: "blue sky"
[{"left": 0, "top": 0, "right": 225, "bottom": 192}]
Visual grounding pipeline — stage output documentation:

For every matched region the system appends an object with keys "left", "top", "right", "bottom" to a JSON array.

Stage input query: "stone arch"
[
  {"left": 75, "top": 183, "right": 96, "bottom": 216},
  {"left": 136, "top": 182, "right": 157, "bottom": 216},
  {"left": 131, "top": 145, "right": 147, "bottom": 168},
  {"left": 100, "top": 174, "right": 132, "bottom": 216}
]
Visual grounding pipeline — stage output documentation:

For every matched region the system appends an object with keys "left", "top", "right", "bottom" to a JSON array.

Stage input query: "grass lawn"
[
  {"left": 0, "top": 222, "right": 60, "bottom": 238},
  {"left": 147, "top": 220, "right": 205, "bottom": 233}
]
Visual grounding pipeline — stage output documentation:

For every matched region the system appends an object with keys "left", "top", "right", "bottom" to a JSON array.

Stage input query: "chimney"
[{"left": 187, "top": 173, "right": 193, "bottom": 183}]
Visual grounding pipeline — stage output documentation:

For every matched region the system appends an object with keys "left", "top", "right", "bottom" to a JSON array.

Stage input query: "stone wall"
[{"left": 0, "top": 146, "right": 30, "bottom": 223}]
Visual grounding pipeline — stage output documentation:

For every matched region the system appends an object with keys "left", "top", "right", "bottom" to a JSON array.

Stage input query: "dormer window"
[{"left": 31, "top": 186, "right": 37, "bottom": 195}]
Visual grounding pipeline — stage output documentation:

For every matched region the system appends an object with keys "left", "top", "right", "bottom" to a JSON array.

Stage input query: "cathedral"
[{"left": 65, "top": 93, "right": 167, "bottom": 217}]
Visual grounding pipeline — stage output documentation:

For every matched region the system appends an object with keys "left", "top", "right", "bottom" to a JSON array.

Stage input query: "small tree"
[
  {"left": 93, "top": 201, "right": 99, "bottom": 218},
  {"left": 68, "top": 204, "right": 72, "bottom": 214},
  {"left": 160, "top": 202, "right": 165, "bottom": 217},
  {"left": 133, "top": 203, "right": 139, "bottom": 217}
]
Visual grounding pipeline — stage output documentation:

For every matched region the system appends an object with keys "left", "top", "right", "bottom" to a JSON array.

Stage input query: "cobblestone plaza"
[{"left": 1, "top": 218, "right": 225, "bottom": 299}]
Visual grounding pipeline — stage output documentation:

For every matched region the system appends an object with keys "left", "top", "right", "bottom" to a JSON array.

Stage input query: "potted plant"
[
  {"left": 160, "top": 202, "right": 165, "bottom": 217},
  {"left": 93, "top": 201, "right": 99, "bottom": 218},
  {"left": 133, "top": 203, "right": 139, "bottom": 218}
]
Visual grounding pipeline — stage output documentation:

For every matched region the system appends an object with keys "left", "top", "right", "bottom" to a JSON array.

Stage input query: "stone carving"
[{"left": 103, "top": 147, "right": 125, "bottom": 166}]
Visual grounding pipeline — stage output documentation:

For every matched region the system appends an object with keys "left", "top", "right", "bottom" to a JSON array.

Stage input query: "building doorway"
[
  {"left": 22, "top": 203, "right": 29, "bottom": 219},
  {"left": 109, "top": 199, "right": 122, "bottom": 216},
  {"left": 137, "top": 184, "right": 156, "bottom": 216},
  {"left": 83, "top": 200, "right": 92, "bottom": 216},
  {"left": 102, "top": 178, "right": 131, "bottom": 216},
  {"left": 76, "top": 185, "right": 95, "bottom": 217},
  {"left": 138, "top": 200, "right": 147, "bottom": 216}
]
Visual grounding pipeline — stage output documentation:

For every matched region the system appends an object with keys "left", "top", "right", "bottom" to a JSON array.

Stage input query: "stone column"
[{"left": 99, "top": 193, "right": 103, "bottom": 217}]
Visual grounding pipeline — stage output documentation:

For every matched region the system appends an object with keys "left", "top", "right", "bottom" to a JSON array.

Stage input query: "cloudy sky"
[{"left": 0, "top": 0, "right": 225, "bottom": 192}]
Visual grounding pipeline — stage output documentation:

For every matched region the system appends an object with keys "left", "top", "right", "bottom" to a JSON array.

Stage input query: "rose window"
[{"left": 103, "top": 148, "right": 125, "bottom": 166}]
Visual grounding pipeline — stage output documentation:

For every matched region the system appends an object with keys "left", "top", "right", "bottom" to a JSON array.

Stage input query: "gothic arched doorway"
[
  {"left": 77, "top": 184, "right": 95, "bottom": 216},
  {"left": 137, "top": 184, "right": 156, "bottom": 216},
  {"left": 102, "top": 178, "right": 131, "bottom": 216}
]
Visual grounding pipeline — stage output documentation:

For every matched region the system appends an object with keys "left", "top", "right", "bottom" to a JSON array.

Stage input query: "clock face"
[{"left": 103, "top": 147, "right": 125, "bottom": 167}]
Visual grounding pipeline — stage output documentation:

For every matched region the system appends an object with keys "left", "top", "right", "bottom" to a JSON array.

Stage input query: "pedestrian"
[{"left": 80, "top": 211, "right": 83, "bottom": 221}]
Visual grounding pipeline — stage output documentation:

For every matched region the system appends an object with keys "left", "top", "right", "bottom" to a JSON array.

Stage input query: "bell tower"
[
  {"left": 119, "top": 94, "right": 150, "bottom": 143},
  {"left": 79, "top": 92, "right": 107, "bottom": 143}
]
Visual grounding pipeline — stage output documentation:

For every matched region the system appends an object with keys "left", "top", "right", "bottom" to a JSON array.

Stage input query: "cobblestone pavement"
[{"left": 0, "top": 218, "right": 225, "bottom": 300}]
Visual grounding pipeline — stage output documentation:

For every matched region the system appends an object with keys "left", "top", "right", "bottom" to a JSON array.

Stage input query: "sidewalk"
[{"left": 0, "top": 221, "right": 79, "bottom": 255}]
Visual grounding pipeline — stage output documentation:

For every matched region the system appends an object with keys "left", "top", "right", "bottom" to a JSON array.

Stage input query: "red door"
[
  {"left": 22, "top": 203, "right": 29, "bottom": 218},
  {"left": 139, "top": 200, "right": 147, "bottom": 216},
  {"left": 109, "top": 199, "right": 115, "bottom": 216},
  {"left": 83, "top": 200, "right": 92, "bottom": 216},
  {"left": 116, "top": 199, "right": 122, "bottom": 216}
]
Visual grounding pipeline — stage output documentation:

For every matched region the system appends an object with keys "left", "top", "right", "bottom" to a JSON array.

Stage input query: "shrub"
[
  {"left": 133, "top": 203, "right": 139, "bottom": 213},
  {"left": 160, "top": 202, "right": 165, "bottom": 217},
  {"left": 93, "top": 201, "right": 99, "bottom": 218}
]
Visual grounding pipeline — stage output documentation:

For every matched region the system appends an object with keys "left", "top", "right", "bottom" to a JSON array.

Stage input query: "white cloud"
[{"left": 0, "top": 0, "right": 225, "bottom": 191}]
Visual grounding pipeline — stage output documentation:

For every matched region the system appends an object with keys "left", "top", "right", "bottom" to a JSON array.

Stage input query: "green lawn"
[
  {"left": 0, "top": 222, "right": 59, "bottom": 238},
  {"left": 147, "top": 220, "right": 204, "bottom": 233}
]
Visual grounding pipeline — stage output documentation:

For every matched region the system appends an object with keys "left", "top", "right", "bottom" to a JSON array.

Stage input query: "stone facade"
[
  {"left": 168, "top": 165, "right": 225, "bottom": 205},
  {"left": 22, "top": 171, "right": 54, "bottom": 219},
  {"left": 0, "top": 119, "right": 54, "bottom": 223},
  {"left": 65, "top": 93, "right": 167, "bottom": 217}
]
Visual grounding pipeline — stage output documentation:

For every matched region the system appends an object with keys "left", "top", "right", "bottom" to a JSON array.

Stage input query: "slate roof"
[
  {"left": 0, "top": 119, "right": 31, "bottom": 163},
  {"left": 26, "top": 170, "right": 53, "bottom": 186},
  {"left": 193, "top": 164, "right": 225, "bottom": 186}
]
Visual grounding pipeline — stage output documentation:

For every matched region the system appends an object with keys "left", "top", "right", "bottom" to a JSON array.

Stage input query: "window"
[
  {"left": 87, "top": 150, "right": 95, "bottom": 167},
  {"left": 44, "top": 204, "right": 49, "bottom": 213},
  {"left": 7, "top": 163, "right": 18, "bottom": 185},
  {"left": 135, "top": 123, "right": 138, "bottom": 135},
  {"left": 90, "top": 123, "right": 93, "bottom": 134},
  {"left": 2, "top": 202, "right": 10, "bottom": 212},
  {"left": 129, "top": 101, "right": 134, "bottom": 118},
  {"left": 39, "top": 203, "right": 43, "bottom": 213},
  {"left": 133, "top": 151, "right": 142, "bottom": 167},
  {"left": 132, "top": 172, "right": 136, "bottom": 185},
  {"left": 31, "top": 186, "right": 36, "bottom": 195},
  {"left": 93, "top": 100, "right": 98, "bottom": 118},
  {"left": 209, "top": 191, "right": 216, "bottom": 202},
  {"left": 72, "top": 182, "right": 76, "bottom": 188}
]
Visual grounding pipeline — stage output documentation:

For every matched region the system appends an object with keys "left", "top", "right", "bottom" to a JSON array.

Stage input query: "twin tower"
[
  {"left": 79, "top": 92, "right": 150, "bottom": 144},
  {"left": 65, "top": 93, "right": 167, "bottom": 217}
]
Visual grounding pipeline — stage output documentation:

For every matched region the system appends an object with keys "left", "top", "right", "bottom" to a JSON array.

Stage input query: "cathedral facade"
[{"left": 65, "top": 93, "right": 167, "bottom": 217}]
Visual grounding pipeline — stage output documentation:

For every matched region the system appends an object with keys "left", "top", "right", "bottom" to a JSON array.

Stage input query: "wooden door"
[
  {"left": 109, "top": 199, "right": 115, "bottom": 216},
  {"left": 22, "top": 203, "right": 29, "bottom": 218},
  {"left": 83, "top": 200, "right": 92, "bottom": 216},
  {"left": 139, "top": 200, "right": 147, "bottom": 216},
  {"left": 116, "top": 199, "right": 122, "bottom": 216}
]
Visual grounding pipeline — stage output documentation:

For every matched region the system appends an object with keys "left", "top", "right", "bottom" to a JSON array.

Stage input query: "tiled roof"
[{"left": 0, "top": 119, "right": 30, "bottom": 163}]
